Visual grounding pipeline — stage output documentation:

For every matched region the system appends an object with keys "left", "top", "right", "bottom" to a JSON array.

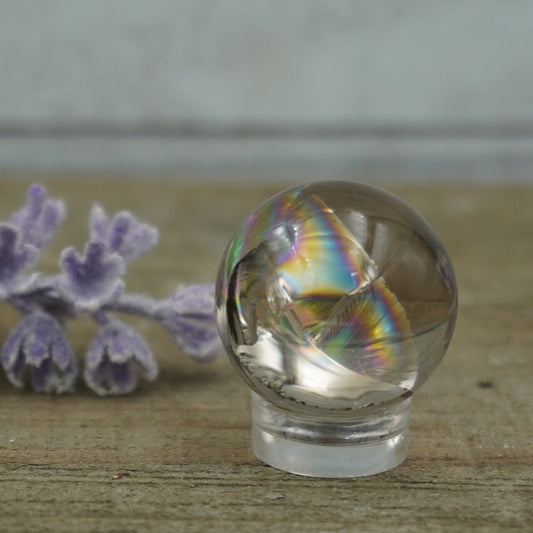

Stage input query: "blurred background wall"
[{"left": 1, "top": 0, "right": 532, "bottom": 182}]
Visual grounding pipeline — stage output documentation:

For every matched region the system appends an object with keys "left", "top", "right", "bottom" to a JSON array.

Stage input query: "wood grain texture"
[{"left": 0, "top": 179, "right": 531, "bottom": 532}]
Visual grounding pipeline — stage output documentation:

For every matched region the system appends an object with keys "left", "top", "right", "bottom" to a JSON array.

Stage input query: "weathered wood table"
[{"left": 0, "top": 178, "right": 531, "bottom": 532}]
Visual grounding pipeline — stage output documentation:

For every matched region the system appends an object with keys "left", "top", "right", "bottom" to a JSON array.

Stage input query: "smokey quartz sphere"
[{"left": 216, "top": 181, "right": 457, "bottom": 414}]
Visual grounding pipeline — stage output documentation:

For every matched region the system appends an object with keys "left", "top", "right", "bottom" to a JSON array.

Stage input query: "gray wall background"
[{"left": 1, "top": 0, "right": 532, "bottom": 182}]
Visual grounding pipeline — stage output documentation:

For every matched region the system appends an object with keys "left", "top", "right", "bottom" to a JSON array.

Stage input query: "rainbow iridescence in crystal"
[{"left": 217, "top": 182, "right": 457, "bottom": 413}]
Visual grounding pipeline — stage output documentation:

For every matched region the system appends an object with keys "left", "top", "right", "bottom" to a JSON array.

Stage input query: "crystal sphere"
[{"left": 216, "top": 181, "right": 457, "bottom": 477}]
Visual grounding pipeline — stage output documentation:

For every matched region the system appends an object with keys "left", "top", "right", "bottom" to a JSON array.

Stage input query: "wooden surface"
[{"left": 0, "top": 179, "right": 531, "bottom": 532}]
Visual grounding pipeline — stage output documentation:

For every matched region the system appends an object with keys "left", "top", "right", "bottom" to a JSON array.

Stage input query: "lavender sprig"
[{"left": 0, "top": 185, "right": 221, "bottom": 396}]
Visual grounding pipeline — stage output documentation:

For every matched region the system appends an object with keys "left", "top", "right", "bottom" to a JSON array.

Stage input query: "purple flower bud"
[
  {"left": 84, "top": 319, "right": 158, "bottom": 396},
  {"left": 57, "top": 241, "right": 125, "bottom": 313},
  {"left": 10, "top": 184, "right": 65, "bottom": 250},
  {"left": 1, "top": 312, "right": 77, "bottom": 393},
  {"left": 89, "top": 205, "right": 158, "bottom": 263},
  {"left": 158, "top": 284, "right": 222, "bottom": 361},
  {"left": 0, "top": 224, "right": 39, "bottom": 299}
]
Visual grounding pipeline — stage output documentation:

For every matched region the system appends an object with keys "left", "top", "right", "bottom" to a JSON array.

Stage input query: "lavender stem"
[{"left": 105, "top": 293, "right": 160, "bottom": 319}]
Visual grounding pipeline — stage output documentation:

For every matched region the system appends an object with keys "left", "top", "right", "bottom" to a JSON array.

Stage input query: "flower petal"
[
  {"left": 165, "top": 317, "right": 221, "bottom": 361},
  {"left": 170, "top": 284, "right": 216, "bottom": 317},
  {"left": 108, "top": 211, "right": 158, "bottom": 263},
  {"left": 5, "top": 349, "right": 26, "bottom": 388},
  {"left": 58, "top": 241, "right": 125, "bottom": 312},
  {"left": 89, "top": 204, "right": 109, "bottom": 241},
  {"left": 0, "top": 224, "right": 39, "bottom": 287},
  {"left": 158, "top": 284, "right": 222, "bottom": 361},
  {"left": 1, "top": 320, "right": 26, "bottom": 369},
  {"left": 110, "top": 361, "right": 136, "bottom": 394},
  {"left": 1, "top": 322, "right": 27, "bottom": 387},
  {"left": 88, "top": 205, "right": 158, "bottom": 263},
  {"left": 10, "top": 184, "right": 65, "bottom": 250},
  {"left": 1, "top": 313, "right": 77, "bottom": 393},
  {"left": 31, "top": 358, "right": 52, "bottom": 392},
  {"left": 84, "top": 319, "right": 158, "bottom": 396},
  {"left": 24, "top": 314, "right": 52, "bottom": 366}
]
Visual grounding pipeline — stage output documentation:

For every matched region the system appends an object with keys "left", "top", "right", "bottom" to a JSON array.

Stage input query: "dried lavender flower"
[
  {"left": 58, "top": 241, "right": 125, "bottom": 314},
  {"left": 1, "top": 312, "right": 77, "bottom": 393},
  {"left": 89, "top": 205, "right": 158, "bottom": 263},
  {"left": 10, "top": 184, "right": 66, "bottom": 250},
  {"left": 84, "top": 319, "right": 157, "bottom": 396},
  {"left": 0, "top": 184, "right": 64, "bottom": 301},
  {"left": 0, "top": 184, "right": 221, "bottom": 396},
  {"left": 158, "top": 284, "right": 222, "bottom": 362},
  {"left": 0, "top": 224, "right": 39, "bottom": 299}
]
